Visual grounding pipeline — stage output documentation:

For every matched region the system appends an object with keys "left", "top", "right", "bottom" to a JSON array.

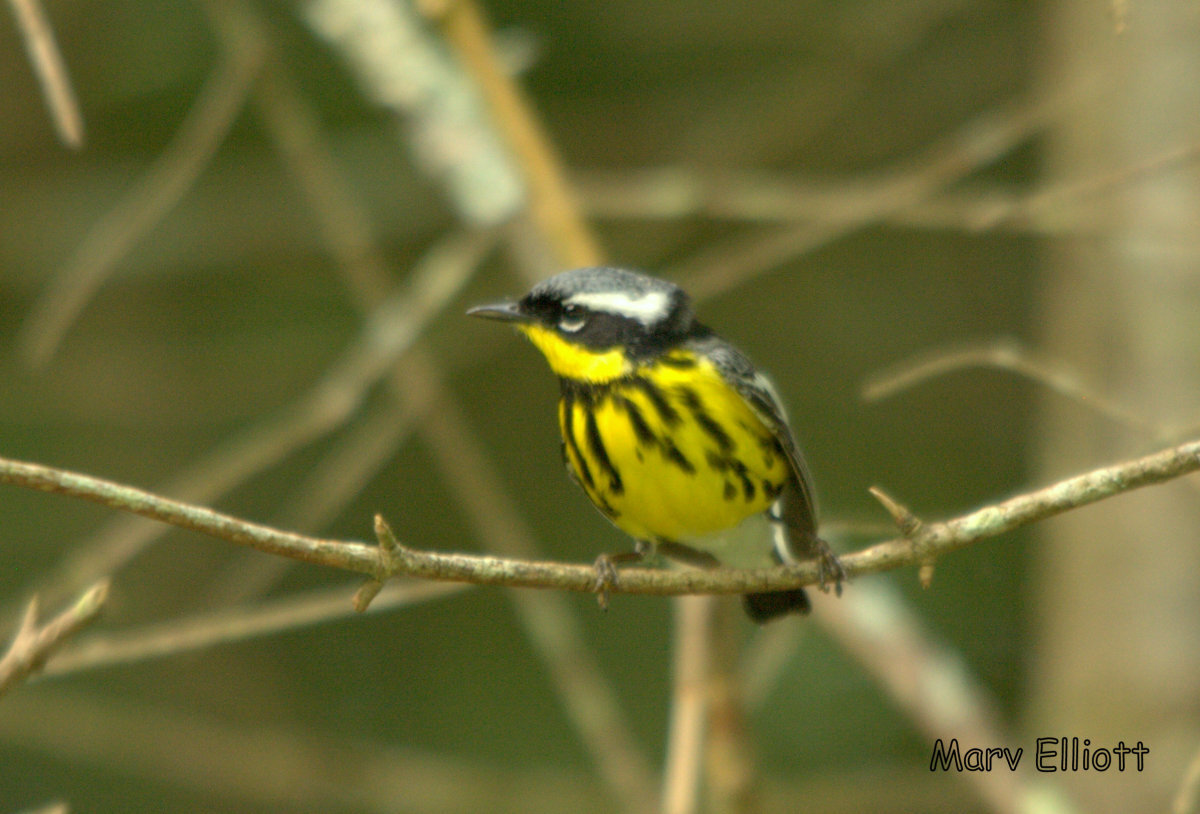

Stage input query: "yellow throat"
[{"left": 518, "top": 323, "right": 628, "bottom": 383}]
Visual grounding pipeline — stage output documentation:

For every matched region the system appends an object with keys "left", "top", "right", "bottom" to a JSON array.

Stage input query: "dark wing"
[
  {"left": 695, "top": 334, "right": 842, "bottom": 590},
  {"left": 739, "top": 370, "right": 820, "bottom": 542},
  {"left": 696, "top": 338, "right": 818, "bottom": 539}
]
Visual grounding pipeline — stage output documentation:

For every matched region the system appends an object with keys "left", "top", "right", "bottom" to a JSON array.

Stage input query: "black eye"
[{"left": 558, "top": 304, "right": 587, "bottom": 333}]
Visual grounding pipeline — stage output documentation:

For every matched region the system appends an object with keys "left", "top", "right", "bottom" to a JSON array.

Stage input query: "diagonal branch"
[
  {"left": 2, "top": 438, "right": 1199, "bottom": 600},
  {"left": 7, "top": 0, "right": 85, "bottom": 149}
]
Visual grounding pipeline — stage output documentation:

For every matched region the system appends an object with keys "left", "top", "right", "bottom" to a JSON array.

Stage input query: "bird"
[{"left": 468, "top": 266, "right": 843, "bottom": 621}]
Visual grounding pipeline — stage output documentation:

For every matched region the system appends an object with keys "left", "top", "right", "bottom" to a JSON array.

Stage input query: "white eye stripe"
[{"left": 563, "top": 290, "right": 671, "bottom": 325}]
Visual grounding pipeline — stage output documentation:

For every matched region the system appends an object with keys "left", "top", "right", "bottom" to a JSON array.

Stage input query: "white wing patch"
[
  {"left": 750, "top": 370, "right": 789, "bottom": 421},
  {"left": 564, "top": 289, "right": 671, "bottom": 325}
]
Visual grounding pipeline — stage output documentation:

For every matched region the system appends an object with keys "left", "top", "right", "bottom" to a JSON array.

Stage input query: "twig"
[
  {"left": 431, "top": 0, "right": 602, "bottom": 267},
  {"left": 3, "top": 438, "right": 1199, "bottom": 599},
  {"left": 16, "top": 10, "right": 267, "bottom": 367},
  {"left": 0, "top": 581, "right": 109, "bottom": 697},
  {"left": 704, "top": 604, "right": 758, "bottom": 813},
  {"left": 868, "top": 486, "right": 924, "bottom": 540},
  {"left": 303, "top": 0, "right": 524, "bottom": 225},
  {"left": 869, "top": 486, "right": 938, "bottom": 586},
  {"left": 42, "top": 581, "right": 465, "bottom": 680},
  {"left": 677, "top": 94, "right": 1058, "bottom": 300},
  {"left": 7, "top": 0, "right": 84, "bottom": 148},
  {"left": 5, "top": 229, "right": 492, "bottom": 621},
  {"left": 862, "top": 337, "right": 1161, "bottom": 435},
  {"left": 0, "top": 457, "right": 381, "bottom": 576},
  {"left": 575, "top": 130, "right": 1200, "bottom": 240},
  {"left": 661, "top": 597, "right": 716, "bottom": 814}
]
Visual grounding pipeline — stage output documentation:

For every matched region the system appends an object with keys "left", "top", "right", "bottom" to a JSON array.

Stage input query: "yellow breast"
[{"left": 557, "top": 352, "right": 789, "bottom": 544}]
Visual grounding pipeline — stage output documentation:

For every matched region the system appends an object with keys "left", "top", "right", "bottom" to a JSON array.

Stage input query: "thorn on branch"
[
  {"left": 374, "top": 513, "right": 402, "bottom": 557},
  {"left": 869, "top": 486, "right": 923, "bottom": 538},
  {"left": 355, "top": 514, "right": 407, "bottom": 612},
  {"left": 352, "top": 580, "right": 384, "bottom": 613},
  {"left": 918, "top": 561, "right": 937, "bottom": 589},
  {"left": 870, "top": 486, "right": 939, "bottom": 582},
  {"left": 0, "top": 580, "right": 110, "bottom": 697}
]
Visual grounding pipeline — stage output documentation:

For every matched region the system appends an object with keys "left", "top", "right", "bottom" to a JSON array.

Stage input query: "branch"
[
  {"left": 3, "top": 438, "right": 1199, "bottom": 600},
  {"left": 8, "top": 0, "right": 85, "bottom": 149},
  {"left": 430, "top": 0, "right": 603, "bottom": 268},
  {"left": 862, "top": 337, "right": 1163, "bottom": 436},
  {"left": 676, "top": 94, "right": 1057, "bottom": 300},
  {"left": 0, "top": 457, "right": 381, "bottom": 577},
  {"left": 16, "top": 13, "right": 266, "bottom": 367},
  {"left": 42, "top": 581, "right": 466, "bottom": 680},
  {"left": 0, "top": 580, "right": 109, "bottom": 697}
]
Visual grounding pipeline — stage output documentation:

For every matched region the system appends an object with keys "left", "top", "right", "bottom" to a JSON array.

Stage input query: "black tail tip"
[{"left": 742, "top": 588, "right": 811, "bottom": 623}]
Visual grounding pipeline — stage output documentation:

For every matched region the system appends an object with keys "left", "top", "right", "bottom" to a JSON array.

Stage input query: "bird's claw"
[
  {"left": 816, "top": 545, "right": 846, "bottom": 596},
  {"left": 591, "top": 553, "right": 621, "bottom": 610}
]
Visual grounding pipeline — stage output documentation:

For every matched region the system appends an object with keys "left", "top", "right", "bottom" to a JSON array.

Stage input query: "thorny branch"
[{"left": 2, "top": 438, "right": 1198, "bottom": 605}]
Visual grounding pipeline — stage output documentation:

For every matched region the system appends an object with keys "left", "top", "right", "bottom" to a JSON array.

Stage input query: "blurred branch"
[
  {"left": 3, "top": 438, "right": 1198, "bottom": 599},
  {"left": 0, "top": 688, "right": 611, "bottom": 814},
  {"left": 661, "top": 596, "right": 716, "bottom": 814},
  {"left": 576, "top": 132, "right": 1200, "bottom": 240},
  {"left": 324, "top": 4, "right": 649, "bottom": 801},
  {"left": 5, "top": 228, "right": 492, "bottom": 622},
  {"left": 247, "top": 28, "right": 398, "bottom": 304},
  {"left": 1173, "top": 742, "right": 1200, "bottom": 814},
  {"left": 13, "top": 803, "right": 69, "bottom": 814},
  {"left": 41, "top": 580, "right": 465, "bottom": 680},
  {"left": 0, "top": 680, "right": 983, "bottom": 813},
  {"left": 7, "top": 0, "right": 84, "bottom": 148},
  {"left": 704, "top": 604, "right": 758, "bottom": 813},
  {"left": 809, "top": 585, "right": 1057, "bottom": 814},
  {"left": 676, "top": 95, "right": 1059, "bottom": 300},
  {"left": 991, "top": 132, "right": 1200, "bottom": 231},
  {"left": 207, "top": 389, "right": 423, "bottom": 605},
  {"left": 303, "top": 0, "right": 524, "bottom": 225},
  {"left": 863, "top": 337, "right": 1200, "bottom": 440},
  {"left": 392, "top": 352, "right": 660, "bottom": 812},
  {"left": 0, "top": 581, "right": 108, "bottom": 697},
  {"left": 578, "top": 172, "right": 1112, "bottom": 239},
  {"left": 737, "top": 616, "right": 810, "bottom": 709},
  {"left": 199, "top": 0, "right": 486, "bottom": 601},
  {"left": 186, "top": 6, "right": 649, "bottom": 807},
  {"left": 221, "top": 30, "right": 649, "bottom": 805},
  {"left": 430, "top": 0, "right": 602, "bottom": 267},
  {"left": 16, "top": 6, "right": 267, "bottom": 367}
]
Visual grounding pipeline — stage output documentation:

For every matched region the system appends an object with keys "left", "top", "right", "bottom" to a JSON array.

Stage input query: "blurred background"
[{"left": 2, "top": 0, "right": 1198, "bottom": 812}]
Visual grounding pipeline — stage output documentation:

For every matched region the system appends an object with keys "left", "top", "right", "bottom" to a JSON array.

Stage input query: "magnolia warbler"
[{"left": 469, "top": 267, "right": 843, "bottom": 621}]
